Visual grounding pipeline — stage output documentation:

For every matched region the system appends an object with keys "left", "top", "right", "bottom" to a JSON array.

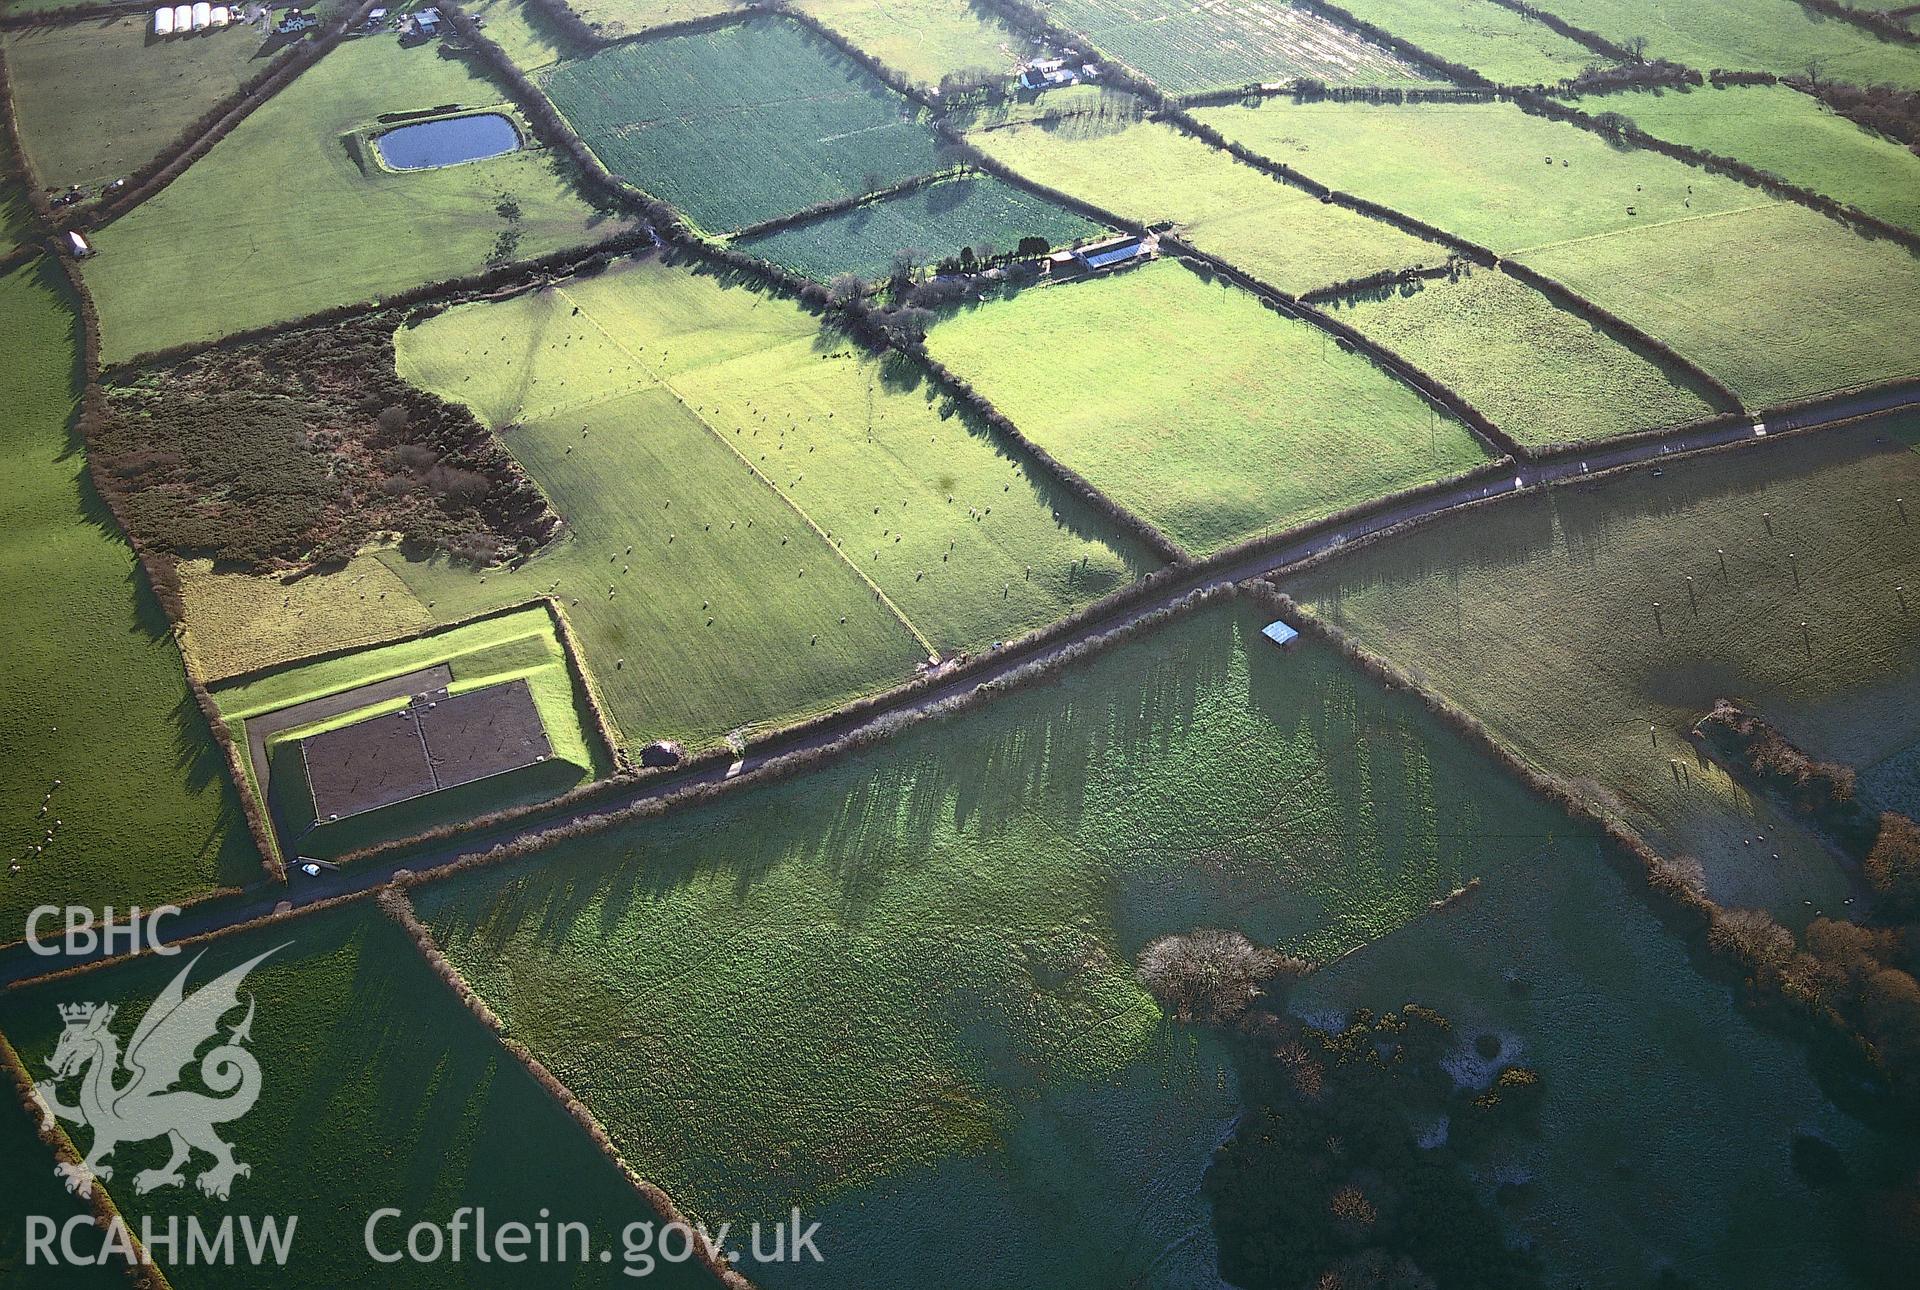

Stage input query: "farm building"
[
  {"left": 172, "top": 5, "right": 191, "bottom": 32},
  {"left": 295, "top": 679, "right": 552, "bottom": 824},
  {"left": 1261, "top": 619, "right": 1300, "bottom": 649},
  {"left": 64, "top": 231, "right": 92, "bottom": 259},
  {"left": 276, "top": 7, "right": 319, "bottom": 34},
  {"left": 1018, "top": 59, "right": 1095, "bottom": 92},
  {"left": 153, "top": 7, "right": 174, "bottom": 35},
  {"left": 211, "top": 5, "right": 230, "bottom": 26},
  {"left": 191, "top": 2, "right": 210, "bottom": 30},
  {"left": 1051, "top": 233, "right": 1156, "bottom": 277}
]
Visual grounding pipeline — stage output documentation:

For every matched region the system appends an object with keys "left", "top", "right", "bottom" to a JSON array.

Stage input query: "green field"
[
  {"left": 556, "top": 0, "right": 743, "bottom": 37},
  {"left": 541, "top": 16, "right": 946, "bottom": 234},
  {"left": 1193, "top": 96, "right": 1763, "bottom": 255},
  {"left": 467, "top": 0, "right": 575, "bottom": 73},
  {"left": 738, "top": 174, "right": 1102, "bottom": 282},
  {"left": 1519, "top": 202, "right": 1920, "bottom": 407},
  {"left": 926, "top": 258, "right": 1490, "bottom": 555},
  {"left": 0, "top": 1089, "right": 124, "bottom": 1290},
  {"left": 0, "top": 906, "right": 715, "bottom": 1289},
  {"left": 1326, "top": 0, "right": 1611, "bottom": 84},
  {"left": 409, "top": 601, "right": 1575, "bottom": 1271},
  {"left": 1526, "top": 0, "right": 1920, "bottom": 85},
  {"left": 1292, "top": 836, "right": 1885, "bottom": 1288},
  {"left": 794, "top": 0, "right": 1020, "bottom": 88},
  {"left": 214, "top": 604, "right": 608, "bottom": 860},
  {"left": 1289, "top": 415, "right": 1920, "bottom": 915},
  {"left": 84, "top": 33, "right": 624, "bottom": 364},
  {"left": 1198, "top": 96, "right": 1920, "bottom": 405},
  {"left": 380, "top": 256, "right": 1150, "bottom": 747},
  {"left": 3, "top": 16, "right": 268, "bottom": 191},
  {"left": 1045, "top": 0, "right": 1432, "bottom": 94},
  {"left": 1321, "top": 266, "right": 1724, "bottom": 446},
  {"left": 967, "top": 112, "right": 1448, "bottom": 294},
  {"left": 1595, "top": 82, "right": 1920, "bottom": 235},
  {"left": 0, "top": 260, "right": 254, "bottom": 946}
]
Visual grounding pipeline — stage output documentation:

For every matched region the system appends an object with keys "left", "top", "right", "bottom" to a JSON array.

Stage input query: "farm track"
[{"left": 5, "top": 376, "right": 1915, "bottom": 987}]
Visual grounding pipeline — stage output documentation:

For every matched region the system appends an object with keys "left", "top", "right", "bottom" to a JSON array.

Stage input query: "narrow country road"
[{"left": 5, "top": 381, "right": 1914, "bottom": 985}]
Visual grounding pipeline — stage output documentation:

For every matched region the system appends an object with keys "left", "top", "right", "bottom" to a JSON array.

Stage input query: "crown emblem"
[{"left": 57, "top": 1002, "right": 97, "bottom": 1026}]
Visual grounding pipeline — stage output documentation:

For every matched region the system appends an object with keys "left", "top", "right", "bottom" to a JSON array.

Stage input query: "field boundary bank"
[
  {"left": 377, "top": 887, "right": 751, "bottom": 1288},
  {"left": 1791, "top": 0, "right": 1920, "bottom": 44},
  {"left": 0, "top": 1029, "right": 172, "bottom": 1289},
  {"left": 1507, "top": 89, "right": 1920, "bottom": 255},
  {"left": 66, "top": 1, "right": 382, "bottom": 233},
  {"left": 1476, "top": 0, "right": 1635, "bottom": 63},
  {"left": 1253, "top": 580, "right": 1906, "bottom": 1119},
  {"left": 2, "top": 382, "right": 1911, "bottom": 984},
  {"left": 1156, "top": 104, "right": 1748, "bottom": 412}
]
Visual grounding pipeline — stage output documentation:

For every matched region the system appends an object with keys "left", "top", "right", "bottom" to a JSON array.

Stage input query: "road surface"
[{"left": 4, "top": 381, "right": 1914, "bottom": 984}]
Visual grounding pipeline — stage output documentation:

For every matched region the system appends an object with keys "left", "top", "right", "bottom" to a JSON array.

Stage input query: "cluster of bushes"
[
  {"left": 1556, "top": 58, "right": 1702, "bottom": 96},
  {"left": 1300, "top": 261, "right": 1456, "bottom": 306},
  {"left": 1206, "top": 1003, "right": 1546, "bottom": 1290},
  {"left": 1137, "top": 928, "right": 1304, "bottom": 1025},
  {"left": 1691, "top": 699, "right": 1859, "bottom": 819},
  {"left": 85, "top": 317, "right": 559, "bottom": 571}
]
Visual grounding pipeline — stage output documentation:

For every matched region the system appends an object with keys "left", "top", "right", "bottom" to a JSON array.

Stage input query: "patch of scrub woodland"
[
  {"left": 379, "top": 255, "right": 1149, "bottom": 747},
  {"left": 1288, "top": 415, "right": 1920, "bottom": 915},
  {"left": 925, "top": 257, "right": 1490, "bottom": 555},
  {"left": 83, "top": 32, "right": 625, "bottom": 364},
  {"left": 966, "top": 108, "right": 1448, "bottom": 295},
  {"left": 0, "top": 260, "right": 255, "bottom": 946},
  {"left": 1317, "top": 266, "right": 1721, "bottom": 446},
  {"left": 410, "top": 602, "right": 1575, "bottom": 1259},
  {"left": 1289, "top": 837, "right": 1895, "bottom": 1290},
  {"left": 0, "top": 906, "right": 715, "bottom": 1290}
]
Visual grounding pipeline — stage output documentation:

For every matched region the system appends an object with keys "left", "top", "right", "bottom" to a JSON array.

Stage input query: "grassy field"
[
  {"left": 1319, "top": 0, "right": 1610, "bottom": 84},
  {"left": 794, "top": 0, "right": 1021, "bottom": 88},
  {"left": 467, "top": 0, "right": 575, "bottom": 73},
  {"left": 1595, "top": 82, "right": 1920, "bottom": 235},
  {"left": 214, "top": 604, "right": 608, "bottom": 859},
  {"left": 381, "top": 256, "right": 1149, "bottom": 747},
  {"left": 556, "top": 0, "right": 743, "bottom": 37},
  {"left": 967, "top": 111, "right": 1448, "bottom": 294},
  {"left": 738, "top": 174, "right": 1103, "bottom": 282},
  {"left": 1198, "top": 97, "right": 1920, "bottom": 406},
  {"left": 0, "top": 260, "right": 255, "bottom": 947},
  {"left": 3, "top": 16, "right": 268, "bottom": 191},
  {"left": 926, "top": 258, "right": 1489, "bottom": 555},
  {"left": 1292, "top": 836, "right": 1886, "bottom": 1289},
  {"left": 409, "top": 601, "right": 1575, "bottom": 1275},
  {"left": 0, "top": 1090, "right": 125, "bottom": 1290},
  {"left": 1193, "top": 96, "right": 1764, "bottom": 255},
  {"left": 0, "top": 906, "right": 715, "bottom": 1289},
  {"left": 1320, "top": 266, "right": 1724, "bottom": 446},
  {"left": 1289, "top": 414, "right": 1920, "bottom": 916},
  {"left": 1526, "top": 0, "right": 1920, "bottom": 86},
  {"left": 542, "top": 16, "right": 946, "bottom": 234},
  {"left": 177, "top": 555, "right": 435, "bottom": 681},
  {"left": 1045, "top": 0, "right": 1432, "bottom": 94},
  {"left": 1518, "top": 202, "right": 1920, "bottom": 407},
  {"left": 84, "top": 33, "right": 624, "bottom": 364}
]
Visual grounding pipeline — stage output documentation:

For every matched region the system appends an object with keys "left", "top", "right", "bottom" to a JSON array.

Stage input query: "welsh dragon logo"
[{"left": 33, "top": 946, "right": 283, "bottom": 1201}]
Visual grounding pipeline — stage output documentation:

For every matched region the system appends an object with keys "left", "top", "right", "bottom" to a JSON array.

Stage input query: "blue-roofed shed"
[{"left": 1261, "top": 619, "right": 1299, "bottom": 649}]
